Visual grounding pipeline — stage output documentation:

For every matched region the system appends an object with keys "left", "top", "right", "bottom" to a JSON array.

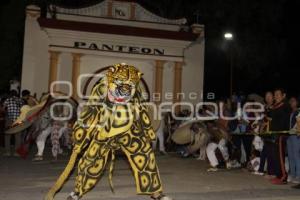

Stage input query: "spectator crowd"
[
  {"left": 169, "top": 88, "right": 300, "bottom": 189},
  {"left": 0, "top": 88, "right": 74, "bottom": 161},
  {"left": 1, "top": 86, "right": 300, "bottom": 190}
]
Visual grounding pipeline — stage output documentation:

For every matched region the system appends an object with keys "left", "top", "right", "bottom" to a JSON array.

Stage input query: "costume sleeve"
[
  {"left": 143, "top": 104, "right": 156, "bottom": 141},
  {"left": 133, "top": 86, "right": 156, "bottom": 141},
  {"left": 72, "top": 79, "right": 107, "bottom": 153}
]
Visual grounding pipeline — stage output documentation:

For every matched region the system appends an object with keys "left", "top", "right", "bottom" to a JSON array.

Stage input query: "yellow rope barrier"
[{"left": 231, "top": 130, "right": 299, "bottom": 136}]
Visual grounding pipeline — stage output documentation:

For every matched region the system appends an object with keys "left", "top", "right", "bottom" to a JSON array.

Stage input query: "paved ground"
[{"left": 1, "top": 149, "right": 300, "bottom": 200}]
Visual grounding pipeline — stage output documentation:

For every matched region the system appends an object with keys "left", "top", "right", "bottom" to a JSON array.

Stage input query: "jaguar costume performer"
[{"left": 45, "top": 64, "right": 172, "bottom": 200}]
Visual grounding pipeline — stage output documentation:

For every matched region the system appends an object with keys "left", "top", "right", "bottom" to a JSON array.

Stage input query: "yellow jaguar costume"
[{"left": 45, "top": 64, "right": 167, "bottom": 200}]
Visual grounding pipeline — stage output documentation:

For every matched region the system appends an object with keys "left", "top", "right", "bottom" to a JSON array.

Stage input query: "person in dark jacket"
[
  {"left": 268, "top": 88, "right": 291, "bottom": 184},
  {"left": 255, "top": 91, "right": 275, "bottom": 177},
  {"left": 292, "top": 113, "right": 300, "bottom": 189},
  {"left": 3, "top": 90, "right": 24, "bottom": 156},
  {"left": 287, "top": 97, "right": 300, "bottom": 184}
]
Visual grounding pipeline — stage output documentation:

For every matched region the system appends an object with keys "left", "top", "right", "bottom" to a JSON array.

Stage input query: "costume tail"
[{"left": 44, "top": 151, "right": 78, "bottom": 200}]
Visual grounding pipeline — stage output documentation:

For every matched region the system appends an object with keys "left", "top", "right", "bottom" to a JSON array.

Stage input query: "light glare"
[{"left": 224, "top": 33, "right": 233, "bottom": 40}]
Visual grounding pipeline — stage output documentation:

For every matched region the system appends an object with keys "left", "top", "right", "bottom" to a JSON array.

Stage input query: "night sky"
[{"left": 0, "top": 0, "right": 292, "bottom": 99}]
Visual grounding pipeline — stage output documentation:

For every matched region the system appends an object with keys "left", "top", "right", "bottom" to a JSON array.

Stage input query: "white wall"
[
  {"left": 21, "top": 13, "right": 49, "bottom": 98},
  {"left": 182, "top": 41, "right": 205, "bottom": 105},
  {"left": 162, "top": 61, "right": 174, "bottom": 103},
  {"left": 57, "top": 52, "right": 72, "bottom": 94}
]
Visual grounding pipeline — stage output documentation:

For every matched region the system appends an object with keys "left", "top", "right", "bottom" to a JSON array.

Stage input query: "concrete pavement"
[{"left": 0, "top": 151, "right": 300, "bottom": 200}]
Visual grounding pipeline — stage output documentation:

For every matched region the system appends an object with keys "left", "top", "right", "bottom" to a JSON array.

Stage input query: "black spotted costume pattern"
[{"left": 45, "top": 64, "right": 163, "bottom": 200}]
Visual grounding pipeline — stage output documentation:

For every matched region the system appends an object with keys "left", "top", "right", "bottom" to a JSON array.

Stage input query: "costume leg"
[
  {"left": 36, "top": 126, "right": 51, "bottom": 156},
  {"left": 74, "top": 140, "right": 111, "bottom": 198},
  {"left": 157, "top": 128, "right": 165, "bottom": 152},
  {"left": 59, "top": 126, "right": 71, "bottom": 149},
  {"left": 266, "top": 142, "right": 276, "bottom": 175},
  {"left": 51, "top": 123, "right": 61, "bottom": 158},
  {"left": 14, "top": 132, "right": 22, "bottom": 151},
  {"left": 119, "top": 132, "right": 163, "bottom": 195},
  {"left": 287, "top": 136, "right": 296, "bottom": 178},
  {"left": 152, "top": 123, "right": 166, "bottom": 153},
  {"left": 4, "top": 120, "right": 12, "bottom": 154},
  {"left": 206, "top": 142, "right": 219, "bottom": 167},
  {"left": 218, "top": 139, "right": 229, "bottom": 161},
  {"left": 198, "top": 145, "right": 207, "bottom": 160},
  {"left": 294, "top": 137, "right": 300, "bottom": 178},
  {"left": 294, "top": 139, "right": 300, "bottom": 178},
  {"left": 152, "top": 139, "right": 158, "bottom": 151},
  {"left": 258, "top": 144, "right": 267, "bottom": 173},
  {"left": 58, "top": 126, "right": 66, "bottom": 138},
  {"left": 4, "top": 134, "right": 11, "bottom": 153},
  {"left": 64, "top": 128, "right": 72, "bottom": 149}
]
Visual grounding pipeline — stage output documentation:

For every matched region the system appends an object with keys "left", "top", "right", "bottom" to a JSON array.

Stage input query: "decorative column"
[
  {"left": 154, "top": 60, "right": 165, "bottom": 104},
  {"left": 26, "top": 5, "right": 41, "bottom": 18},
  {"left": 107, "top": 0, "right": 113, "bottom": 17},
  {"left": 130, "top": 2, "right": 136, "bottom": 20},
  {"left": 48, "top": 51, "right": 60, "bottom": 91},
  {"left": 72, "top": 53, "right": 82, "bottom": 100},
  {"left": 173, "top": 61, "right": 183, "bottom": 113}
]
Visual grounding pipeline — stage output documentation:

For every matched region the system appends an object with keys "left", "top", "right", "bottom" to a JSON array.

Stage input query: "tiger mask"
[{"left": 106, "top": 63, "right": 143, "bottom": 104}]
